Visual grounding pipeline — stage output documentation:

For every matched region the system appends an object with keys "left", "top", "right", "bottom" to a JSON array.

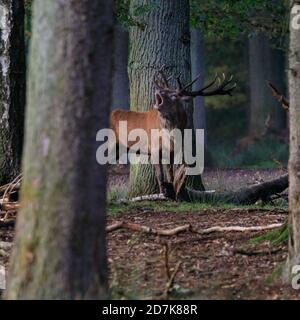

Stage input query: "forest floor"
[{"left": 1, "top": 166, "right": 300, "bottom": 299}]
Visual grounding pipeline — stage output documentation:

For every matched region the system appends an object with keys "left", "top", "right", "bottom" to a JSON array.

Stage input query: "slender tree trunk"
[
  {"left": 128, "top": 0, "right": 204, "bottom": 197},
  {"left": 191, "top": 28, "right": 206, "bottom": 134},
  {"left": 6, "top": 0, "right": 113, "bottom": 299},
  {"left": 287, "top": 2, "right": 300, "bottom": 278},
  {"left": 112, "top": 24, "right": 129, "bottom": 110},
  {"left": 0, "top": 0, "right": 25, "bottom": 184},
  {"left": 248, "top": 33, "right": 286, "bottom": 136},
  {"left": 190, "top": 28, "right": 213, "bottom": 167}
]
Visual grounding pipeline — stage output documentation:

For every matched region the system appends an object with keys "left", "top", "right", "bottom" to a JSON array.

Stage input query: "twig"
[
  {"left": 163, "top": 261, "right": 182, "bottom": 297},
  {"left": 163, "top": 243, "right": 171, "bottom": 280}
]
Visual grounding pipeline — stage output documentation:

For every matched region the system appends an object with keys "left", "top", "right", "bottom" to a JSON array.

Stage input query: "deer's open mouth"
[{"left": 155, "top": 92, "right": 163, "bottom": 108}]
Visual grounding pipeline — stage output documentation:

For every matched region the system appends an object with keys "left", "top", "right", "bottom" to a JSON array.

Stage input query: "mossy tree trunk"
[
  {"left": 5, "top": 0, "right": 113, "bottom": 299},
  {"left": 287, "top": 2, "right": 300, "bottom": 278},
  {"left": 0, "top": 0, "right": 25, "bottom": 184},
  {"left": 128, "top": 0, "right": 204, "bottom": 197}
]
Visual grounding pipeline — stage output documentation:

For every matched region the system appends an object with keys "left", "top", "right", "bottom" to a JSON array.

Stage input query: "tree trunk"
[
  {"left": 5, "top": 0, "right": 113, "bottom": 299},
  {"left": 191, "top": 28, "right": 206, "bottom": 134},
  {"left": 112, "top": 24, "right": 129, "bottom": 110},
  {"left": 190, "top": 28, "right": 213, "bottom": 167},
  {"left": 248, "top": 33, "right": 286, "bottom": 136},
  {"left": 128, "top": 0, "right": 204, "bottom": 197},
  {"left": 287, "top": 2, "right": 300, "bottom": 277},
  {"left": 0, "top": 0, "right": 25, "bottom": 184}
]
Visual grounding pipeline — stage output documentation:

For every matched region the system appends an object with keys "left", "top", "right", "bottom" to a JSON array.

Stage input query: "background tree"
[
  {"left": 191, "top": 28, "right": 206, "bottom": 141},
  {"left": 0, "top": 0, "right": 25, "bottom": 184},
  {"left": 287, "top": 1, "right": 300, "bottom": 278},
  {"left": 112, "top": 24, "right": 129, "bottom": 110},
  {"left": 6, "top": 0, "right": 113, "bottom": 299},
  {"left": 128, "top": 0, "right": 204, "bottom": 197},
  {"left": 248, "top": 33, "right": 286, "bottom": 136}
]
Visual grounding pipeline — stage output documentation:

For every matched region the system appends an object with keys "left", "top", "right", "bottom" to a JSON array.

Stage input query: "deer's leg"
[
  {"left": 154, "top": 152, "right": 175, "bottom": 199},
  {"left": 154, "top": 162, "right": 165, "bottom": 194},
  {"left": 166, "top": 151, "right": 174, "bottom": 183}
]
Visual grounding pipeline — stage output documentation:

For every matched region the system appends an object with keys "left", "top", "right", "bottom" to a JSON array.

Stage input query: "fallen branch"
[
  {"left": 106, "top": 221, "right": 283, "bottom": 236},
  {"left": 0, "top": 202, "right": 19, "bottom": 212},
  {"left": 190, "top": 223, "right": 283, "bottom": 235},
  {"left": 129, "top": 194, "right": 168, "bottom": 202},
  {"left": 106, "top": 222, "right": 190, "bottom": 236}
]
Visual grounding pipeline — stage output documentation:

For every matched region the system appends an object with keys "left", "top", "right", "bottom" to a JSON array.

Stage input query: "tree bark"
[
  {"left": 128, "top": 0, "right": 204, "bottom": 197},
  {"left": 248, "top": 33, "right": 286, "bottom": 136},
  {"left": 112, "top": 24, "right": 129, "bottom": 110},
  {"left": 287, "top": 1, "right": 300, "bottom": 277},
  {"left": 0, "top": 0, "right": 25, "bottom": 184},
  {"left": 5, "top": 0, "right": 113, "bottom": 299}
]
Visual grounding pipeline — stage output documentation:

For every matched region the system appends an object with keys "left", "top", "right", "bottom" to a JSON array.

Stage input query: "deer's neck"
[{"left": 158, "top": 110, "right": 187, "bottom": 131}]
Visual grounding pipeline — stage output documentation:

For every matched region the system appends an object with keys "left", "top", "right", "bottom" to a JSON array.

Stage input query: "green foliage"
[
  {"left": 209, "top": 137, "right": 288, "bottom": 168},
  {"left": 108, "top": 200, "right": 283, "bottom": 216},
  {"left": 24, "top": 0, "right": 32, "bottom": 52},
  {"left": 251, "top": 222, "right": 288, "bottom": 244},
  {"left": 190, "top": 0, "right": 289, "bottom": 43},
  {"left": 116, "top": 0, "right": 158, "bottom": 29}
]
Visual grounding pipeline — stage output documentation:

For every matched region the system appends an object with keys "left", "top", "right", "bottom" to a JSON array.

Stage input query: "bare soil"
[
  {"left": 1, "top": 167, "right": 299, "bottom": 299},
  {"left": 107, "top": 208, "right": 298, "bottom": 299}
]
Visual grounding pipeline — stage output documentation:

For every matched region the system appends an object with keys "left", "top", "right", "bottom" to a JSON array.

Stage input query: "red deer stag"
[{"left": 110, "top": 69, "right": 236, "bottom": 197}]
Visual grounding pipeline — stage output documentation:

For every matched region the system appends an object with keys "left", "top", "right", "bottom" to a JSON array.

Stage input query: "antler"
[
  {"left": 153, "top": 65, "right": 173, "bottom": 90},
  {"left": 267, "top": 81, "right": 289, "bottom": 111},
  {"left": 178, "top": 73, "right": 236, "bottom": 97}
]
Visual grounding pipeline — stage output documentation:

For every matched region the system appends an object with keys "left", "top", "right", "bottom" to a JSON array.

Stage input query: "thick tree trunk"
[
  {"left": 112, "top": 24, "right": 129, "bottom": 110},
  {"left": 0, "top": 0, "right": 25, "bottom": 184},
  {"left": 287, "top": 2, "right": 300, "bottom": 277},
  {"left": 248, "top": 33, "right": 286, "bottom": 136},
  {"left": 6, "top": 0, "right": 113, "bottom": 299},
  {"left": 128, "top": 0, "right": 204, "bottom": 197}
]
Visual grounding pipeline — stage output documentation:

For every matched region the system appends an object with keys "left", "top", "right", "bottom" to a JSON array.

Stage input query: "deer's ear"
[{"left": 180, "top": 96, "right": 193, "bottom": 102}]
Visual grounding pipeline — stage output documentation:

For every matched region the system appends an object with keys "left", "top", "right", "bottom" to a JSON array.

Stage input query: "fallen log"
[{"left": 178, "top": 174, "right": 288, "bottom": 205}]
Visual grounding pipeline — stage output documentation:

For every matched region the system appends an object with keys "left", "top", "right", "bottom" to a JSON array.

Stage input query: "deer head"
[{"left": 153, "top": 68, "right": 236, "bottom": 115}]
